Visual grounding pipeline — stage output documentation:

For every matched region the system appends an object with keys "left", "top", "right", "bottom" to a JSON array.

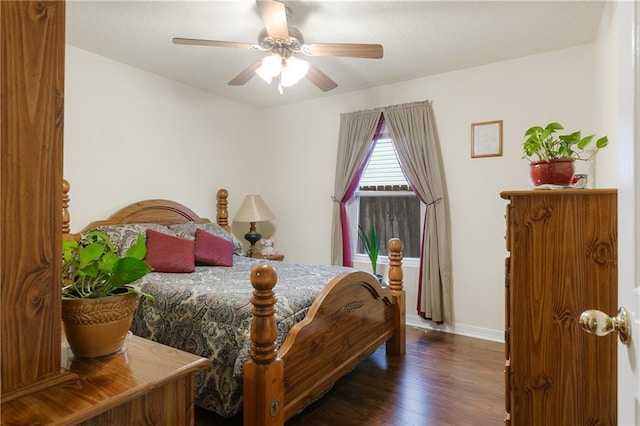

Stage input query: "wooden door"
[
  {"left": 615, "top": 1, "right": 640, "bottom": 422},
  {"left": 502, "top": 190, "right": 617, "bottom": 425}
]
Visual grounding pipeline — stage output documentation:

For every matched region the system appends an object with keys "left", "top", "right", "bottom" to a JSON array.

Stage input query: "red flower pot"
[{"left": 529, "top": 158, "right": 575, "bottom": 187}]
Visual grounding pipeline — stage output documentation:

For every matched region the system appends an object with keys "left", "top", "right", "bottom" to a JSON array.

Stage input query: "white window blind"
[{"left": 359, "top": 126, "right": 409, "bottom": 189}]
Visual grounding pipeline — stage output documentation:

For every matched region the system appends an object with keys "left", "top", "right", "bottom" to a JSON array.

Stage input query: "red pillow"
[
  {"left": 194, "top": 228, "right": 234, "bottom": 267},
  {"left": 144, "top": 229, "right": 195, "bottom": 273}
]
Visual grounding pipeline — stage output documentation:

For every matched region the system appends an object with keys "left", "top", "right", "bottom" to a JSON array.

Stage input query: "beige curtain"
[
  {"left": 384, "top": 101, "right": 452, "bottom": 324},
  {"left": 330, "top": 109, "right": 383, "bottom": 266}
]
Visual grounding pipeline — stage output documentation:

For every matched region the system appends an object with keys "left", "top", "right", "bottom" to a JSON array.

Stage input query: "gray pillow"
[
  {"left": 169, "top": 222, "right": 243, "bottom": 255},
  {"left": 90, "top": 223, "right": 174, "bottom": 256}
]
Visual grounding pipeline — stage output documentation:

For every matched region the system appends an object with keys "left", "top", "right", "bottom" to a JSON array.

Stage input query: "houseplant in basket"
[
  {"left": 358, "top": 225, "right": 383, "bottom": 283},
  {"left": 61, "top": 230, "right": 153, "bottom": 358},
  {"left": 522, "top": 122, "right": 608, "bottom": 186}
]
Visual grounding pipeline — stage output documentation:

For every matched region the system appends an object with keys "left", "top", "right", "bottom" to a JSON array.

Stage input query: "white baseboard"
[{"left": 406, "top": 313, "right": 504, "bottom": 343}]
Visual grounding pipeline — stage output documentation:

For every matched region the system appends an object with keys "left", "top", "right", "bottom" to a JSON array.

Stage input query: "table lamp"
[{"left": 234, "top": 194, "right": 276, "bottom": 257}]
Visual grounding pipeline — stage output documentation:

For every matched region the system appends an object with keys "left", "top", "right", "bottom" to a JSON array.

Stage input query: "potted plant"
[
  {"left": 358, "top": 225, "right": 383, "bottom": 283},
  {"left": 61, "top": 230, "right": 153, "bottom": 358},
  {"left": 522, "top": 122, "right": 608, "bottom": 186}
]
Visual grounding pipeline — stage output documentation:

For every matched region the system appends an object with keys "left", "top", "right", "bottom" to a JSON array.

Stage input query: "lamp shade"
[{"left": 234, "top": 195, "right": 276, "bottom": 223}]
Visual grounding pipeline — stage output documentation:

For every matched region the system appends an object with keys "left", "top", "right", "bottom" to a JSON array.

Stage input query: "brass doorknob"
[{"left": 579, "top": 307, "right": 631, "bottom": 345}]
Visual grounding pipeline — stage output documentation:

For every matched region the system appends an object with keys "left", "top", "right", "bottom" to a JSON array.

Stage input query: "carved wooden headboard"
[{"left": 62, "top": 180, "right": 230, "bottom": 240}]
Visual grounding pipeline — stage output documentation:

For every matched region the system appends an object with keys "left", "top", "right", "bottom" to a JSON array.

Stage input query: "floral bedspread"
[{"left": 131, "top": 256, "right": 353, "bottom": 417}]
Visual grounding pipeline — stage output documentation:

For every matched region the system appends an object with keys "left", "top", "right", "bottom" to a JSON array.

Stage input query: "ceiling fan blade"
[
  {"left": 228, "top": 59, "right": 263, "bottom": 86},
  {"left": 256, "top": 0, "right": 289, "bottom": 40},
  {"left": 305, "top": 43, "right": 383, "bottom": 59},
  {"left": 173, "top": 37, "right": 256, "bottom": 50},
  {"left": 306, "top": 64, "right": 337, "bottom": 92}
]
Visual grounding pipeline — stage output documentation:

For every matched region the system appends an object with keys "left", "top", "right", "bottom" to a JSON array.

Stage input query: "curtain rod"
[{"left": 341, "top": 100, "right": 432, "bottom": 117}]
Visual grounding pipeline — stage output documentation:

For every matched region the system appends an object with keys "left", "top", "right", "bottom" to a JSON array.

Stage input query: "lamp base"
[{"left": 244, "top": 222, "right": 262, "bottom": 257}]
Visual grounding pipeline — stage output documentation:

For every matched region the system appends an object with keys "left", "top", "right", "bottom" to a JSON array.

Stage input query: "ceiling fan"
[{"left": 173, "top": 0, "right": 383, "bottom": 93}]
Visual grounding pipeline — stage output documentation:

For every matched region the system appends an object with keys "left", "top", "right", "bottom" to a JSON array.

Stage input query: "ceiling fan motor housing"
[{"left": 258, "top": 27, "right": 304, "bottom": 53}]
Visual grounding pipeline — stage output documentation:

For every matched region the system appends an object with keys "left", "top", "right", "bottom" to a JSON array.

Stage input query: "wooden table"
[
  {"left": 251, "top": 253, "right": 284, "bottom": 261},
  {"left": 1, "top": 334, "right": 209, "bottom": 425}
]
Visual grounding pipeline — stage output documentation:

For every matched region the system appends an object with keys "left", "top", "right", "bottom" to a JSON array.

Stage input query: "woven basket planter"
[{"left": 62, "top": 292, "right": 140, "bottom": 359}]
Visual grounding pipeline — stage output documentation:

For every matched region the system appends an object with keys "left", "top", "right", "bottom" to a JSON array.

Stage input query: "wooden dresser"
[{"left": 501, "top": 189, "right": 617, "bottom": 425}]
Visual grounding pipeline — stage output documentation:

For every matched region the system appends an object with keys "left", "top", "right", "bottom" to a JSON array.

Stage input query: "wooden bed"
[{"left": 62, "top": 181, "right": 405, "bottom": 425}]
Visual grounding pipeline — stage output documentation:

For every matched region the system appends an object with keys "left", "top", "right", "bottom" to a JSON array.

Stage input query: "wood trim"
[
  {"left": 500, "top": 188, "right": 618, "bottom": 199},
  {"left": 1, "top": 370, "right": 78, "bottom": 405}
]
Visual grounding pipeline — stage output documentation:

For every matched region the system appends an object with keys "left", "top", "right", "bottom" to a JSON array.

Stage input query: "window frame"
[{"left": 347, "top": 189, "right": 423, "bottom": 265}]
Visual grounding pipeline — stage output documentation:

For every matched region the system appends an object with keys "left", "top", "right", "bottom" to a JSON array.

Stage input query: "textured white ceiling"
[{"left": 66, "top": 1, "right": 605, "bottom": 109}]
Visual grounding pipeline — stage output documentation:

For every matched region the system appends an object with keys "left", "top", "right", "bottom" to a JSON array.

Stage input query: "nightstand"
[
  {"left": 252, "top": 253, "right": 285, "bottom": 261},
  {"left": 2, "top": 334, "right": 209, "bottom": 425}
]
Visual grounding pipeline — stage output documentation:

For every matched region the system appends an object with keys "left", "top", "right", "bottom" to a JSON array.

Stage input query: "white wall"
[
  {"left": 261, "top": 45, "right": 599, "bottom": 340},
  {"left": 65, "top": 43, "right": 605, "bottom": 341},
  {"left": 64, "top": 46, "right": 264, "bottom": 232},
  {"left": 594, "top": 2, "right": 621, "bottom": 187}
]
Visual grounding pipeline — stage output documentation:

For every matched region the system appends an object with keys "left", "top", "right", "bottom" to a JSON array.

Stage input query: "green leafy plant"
[
  {"left": 358, "top": 225, "right": 380, "bottom": 276},
  {"left": 62, "top": 230, "right": 154, "bottom": 300},
  {"left": 522, "top": 122, "right": 608, "bottom": 162}
]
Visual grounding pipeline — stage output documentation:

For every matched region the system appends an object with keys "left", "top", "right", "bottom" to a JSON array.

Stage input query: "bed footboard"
[
  {"left": 243, "top": 265, "right": 285, "bottom": 425},
  {"left": 243, "top": 239, "right": 404, "bottom": 425}
]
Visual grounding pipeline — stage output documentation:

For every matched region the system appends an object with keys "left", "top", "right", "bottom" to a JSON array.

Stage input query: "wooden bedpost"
[
  {"left": 244, "top": 264, "right": 284, "bottom": 426},
  {"left": 386, "top": 238, "right": 405, "bottom": 356},
  {"left": 216, "top": 189, "right": 230, "bottom": 232},
  {"left": 62, "top": 179, "right": 72, "bottom": 240}
]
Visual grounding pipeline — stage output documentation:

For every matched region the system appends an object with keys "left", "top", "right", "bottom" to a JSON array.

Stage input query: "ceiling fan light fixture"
[
  {"left": 256, "top": 53, "right": 283, "bottom": 83},
  {"left": 262, "top": 53, "right": 283, "bottom": 76},
  {"left": 288, "top": 56, "right": 309, "bottom": 77},
  {"left": 280, "top": 56, "right": 309, "bottom": 87},
  {"left": 255, "top": 66, "right": 273, "bottom": 84},
  {"left": 279, "top": 67, "right": 298, "bottom": 87}
]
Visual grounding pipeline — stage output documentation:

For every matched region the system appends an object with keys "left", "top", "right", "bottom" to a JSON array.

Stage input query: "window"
[{"left": 351, "top": 123, "right": 422, "bottom": 259}]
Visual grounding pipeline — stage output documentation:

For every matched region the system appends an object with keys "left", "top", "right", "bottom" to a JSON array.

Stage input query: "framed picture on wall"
[{"left": 471, "top": 120, "right": 503, "bottom": 158}]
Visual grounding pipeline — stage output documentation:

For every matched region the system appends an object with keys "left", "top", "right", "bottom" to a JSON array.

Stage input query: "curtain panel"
[
  {"left": 331, "top": 100, "right": 452, "bottom": 324},
  {"left": 384, "top": 101, "right": 452, "bottom": 324},
  {"left": 330, "top": 109, "right": 383, "bottom": 266}
]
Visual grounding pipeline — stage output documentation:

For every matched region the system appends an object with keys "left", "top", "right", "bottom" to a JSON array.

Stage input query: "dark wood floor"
[{"left": 195, "top": 327, "right": 504, "bottom": 425}]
